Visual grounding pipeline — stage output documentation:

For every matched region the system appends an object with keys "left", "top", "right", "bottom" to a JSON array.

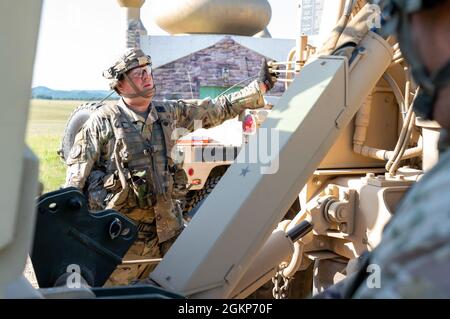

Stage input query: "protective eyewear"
[{"left": 128, "top": 65, "right": 152, "bottom": 80}]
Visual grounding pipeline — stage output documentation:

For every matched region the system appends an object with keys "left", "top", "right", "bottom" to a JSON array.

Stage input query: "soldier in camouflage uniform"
[
  {"left": 318, "top": 0, "right": 450, "bottom": 298},
  {"left": 64, "top": 48, "right": 278, "bottom": 286}
]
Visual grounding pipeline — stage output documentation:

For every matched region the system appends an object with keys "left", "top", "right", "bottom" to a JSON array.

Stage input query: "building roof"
[{"left": 141, "top": 34, "right": 296, "bottom": 68}]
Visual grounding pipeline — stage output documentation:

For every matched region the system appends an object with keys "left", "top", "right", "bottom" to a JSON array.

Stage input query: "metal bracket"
[{"left": 31, "top": 187, "right": 138, "bottom": 288}]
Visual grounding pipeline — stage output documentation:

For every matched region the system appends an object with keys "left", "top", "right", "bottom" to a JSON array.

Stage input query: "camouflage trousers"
[
  {"left": 104, "top": 236, "right": 161, "bottom": 287},
  {"left": 104, "top": 233, "right": 179, "bottom": 287},
  {"left": 103, "top": 207, "right": 180, "bottom": 287}
]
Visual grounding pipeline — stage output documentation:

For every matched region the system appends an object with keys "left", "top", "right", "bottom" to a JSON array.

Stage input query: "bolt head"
[
  {"left": 68, "top": 198, "right": 82, "bottom": 211},
  {"left": 339, "top": 223, "right": 348, "bottom": 233},
  {"left": 337, "top": 208, "right": 346, "bottom": 220}
]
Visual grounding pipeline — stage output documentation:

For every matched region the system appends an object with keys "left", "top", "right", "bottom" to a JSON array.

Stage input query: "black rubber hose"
[{"left": 287, "top": 220, "right": 313, "bottom": 242}]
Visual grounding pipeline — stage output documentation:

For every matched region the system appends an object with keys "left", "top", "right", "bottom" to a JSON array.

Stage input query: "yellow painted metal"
[{"left": 153, "top": 0, "right": 271, "bottom": 36}]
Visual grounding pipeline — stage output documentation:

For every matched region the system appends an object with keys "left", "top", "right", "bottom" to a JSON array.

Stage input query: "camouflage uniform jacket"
[
  {"left": 65, "top": 80, "right": 265, "bottom": 242},
  {"left": 352, "top": 147, "right": 450, "bottom": 298}
]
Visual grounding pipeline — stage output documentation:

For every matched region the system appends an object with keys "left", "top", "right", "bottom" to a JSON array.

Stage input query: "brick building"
[{"left": 142, "top": 35, "right": 295, "bottom": 101}]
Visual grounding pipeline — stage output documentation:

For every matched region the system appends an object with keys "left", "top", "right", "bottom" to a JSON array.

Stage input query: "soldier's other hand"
[{"left": 258, "top": 58, "right": 278, "bottom": 92}]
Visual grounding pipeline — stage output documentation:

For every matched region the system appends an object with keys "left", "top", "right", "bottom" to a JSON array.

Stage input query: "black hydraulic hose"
[{"left": 287, "top": 220, "right": 313, "bottom": 242}]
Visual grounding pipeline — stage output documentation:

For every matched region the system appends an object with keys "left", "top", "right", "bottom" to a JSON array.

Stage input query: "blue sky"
[{"left": 32, "top": 0, "right": 299, "bottom": 90}]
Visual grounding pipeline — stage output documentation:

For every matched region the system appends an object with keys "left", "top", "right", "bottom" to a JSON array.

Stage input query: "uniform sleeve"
[
  {"left": 352, "top": 169, "right": 450, "bottom": 298},
  {"left": 64, "top": 114, "right": 113, "bottom": 190},
  {"left": 172, "top": 80, "right": 265, "bottom": 132},
  {"left": 353, "top": 245, "right": 450, "bottom": 298}
]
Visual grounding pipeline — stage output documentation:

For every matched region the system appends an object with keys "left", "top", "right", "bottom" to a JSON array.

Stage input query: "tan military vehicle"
[
  {"left": 0, "top": 0, "right": 442, "bottom": 299},
  {"left": 56, "top": 97, "right": 273, "bottom": 220},
  {"left": 178, "top": 102, "right": 274, "bottom": 218}
]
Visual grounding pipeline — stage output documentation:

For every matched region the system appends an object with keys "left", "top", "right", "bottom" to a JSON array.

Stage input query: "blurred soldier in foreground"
[
  {"left": 320, "top": 0, "right": 450, "bottom": 298},
  {"left": 64, "top": 48, "right": 278, "bottom": 286}
]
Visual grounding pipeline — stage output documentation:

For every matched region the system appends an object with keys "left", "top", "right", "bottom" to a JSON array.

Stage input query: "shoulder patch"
[{"left": 96, "top": 103, "right": 119, "bottom": 118}]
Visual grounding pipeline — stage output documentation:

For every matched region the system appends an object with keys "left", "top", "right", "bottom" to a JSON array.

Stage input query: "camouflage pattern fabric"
[
  {"left": 104, "top": 236, "right": 161, "bottom": 287},
  {"left": 103, "top": 48, "right": 151, "bottom": 90},
  {"left": 353, "top": 147, "right": 450, "bottom": 298},
  {"left": 65, "top": 81, "right": 264, "bottom": 285},
  {"left": 105, "top": 229, "right": 179, "bottom": 286},
  {"left": 65, "top": 80, "right": 263, "bottom": 189}
]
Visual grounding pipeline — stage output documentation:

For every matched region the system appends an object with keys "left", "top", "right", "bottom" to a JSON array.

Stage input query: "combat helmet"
[
  {"left": 380, "top": 0, "right": 450, "bottom": 120},
  {"left": 103, "top": 48, "right": 155, "bottom": 98}
]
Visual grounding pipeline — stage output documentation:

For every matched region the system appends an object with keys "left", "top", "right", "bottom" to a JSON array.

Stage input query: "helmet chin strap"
[{"left": 121, "top": 73, "right": 156, "bottom": 99}]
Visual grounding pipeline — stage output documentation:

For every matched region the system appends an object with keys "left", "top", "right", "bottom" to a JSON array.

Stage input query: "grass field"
[{"left": 26, "top": 99, "right": 84, "bottom": 192}]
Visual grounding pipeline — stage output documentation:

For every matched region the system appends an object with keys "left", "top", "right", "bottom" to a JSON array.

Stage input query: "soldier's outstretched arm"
[
  {"left": 64, "top": 115, "right": 113, "bottom": 189},
  {"left": 172, "top": 80, "right": 266, "bottom": 132}
]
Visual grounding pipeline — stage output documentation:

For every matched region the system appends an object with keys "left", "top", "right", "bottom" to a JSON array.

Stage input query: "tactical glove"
[{"left": 258, "top": 58, "right": 279, "bottom": 91}]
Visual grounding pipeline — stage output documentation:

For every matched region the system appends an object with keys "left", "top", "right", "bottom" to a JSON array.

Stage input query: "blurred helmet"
[{"left": 380, "top": 0, "right": 450, "bottom": 120}]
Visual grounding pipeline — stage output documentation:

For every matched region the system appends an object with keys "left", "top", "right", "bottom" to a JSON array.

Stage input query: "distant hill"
[{"left": 32, "top": 86, "right": 119, "bottom": 100}]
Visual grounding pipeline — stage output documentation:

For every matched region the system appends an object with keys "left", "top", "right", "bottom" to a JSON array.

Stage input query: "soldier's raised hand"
[{"left": 258, "top": 58, "right": 278, "bottom": 92}]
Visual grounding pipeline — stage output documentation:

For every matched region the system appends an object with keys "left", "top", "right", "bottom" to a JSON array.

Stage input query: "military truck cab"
[{"left": 178, "top": 97, "right": 276, "bottom": 216}]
